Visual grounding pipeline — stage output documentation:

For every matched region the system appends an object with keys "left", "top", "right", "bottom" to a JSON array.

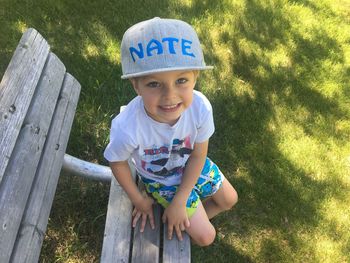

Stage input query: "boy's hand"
[
  {"left": 132, "top": 195, "right": 155, "bottom": 232},
  {"left": 162, "top": 200, "right": 190, "bottom": 241}
]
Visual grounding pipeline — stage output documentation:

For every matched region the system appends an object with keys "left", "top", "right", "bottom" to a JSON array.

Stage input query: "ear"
[
  {"left": 193, "top": 70, "right": 199, "bottom": 84},
  {"left": 193, "top": 70, "right": 200, "bottom": 79},
  {"left": 130, "top": 78, "right": 140, "bottom": 95},
  {"left": 192, "top": 70, "right": 199, "bottom": 87}
]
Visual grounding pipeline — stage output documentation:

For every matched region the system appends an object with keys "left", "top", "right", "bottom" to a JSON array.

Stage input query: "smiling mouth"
[{"left": 159, "top": 103, "right": 181, "bottom": 112}]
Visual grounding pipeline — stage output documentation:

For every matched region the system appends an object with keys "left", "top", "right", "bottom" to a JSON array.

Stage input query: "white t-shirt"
[{"left": 104, "top": 90, "right": 215, "bottom": 186}]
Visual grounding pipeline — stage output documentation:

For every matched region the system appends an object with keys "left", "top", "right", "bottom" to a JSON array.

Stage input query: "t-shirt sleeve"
[
  {"left": 103, "top": 120, "right": 137, "bottom": 162},
  {"left": 195, "top": 93, "right": 215, "bottom": 143}
]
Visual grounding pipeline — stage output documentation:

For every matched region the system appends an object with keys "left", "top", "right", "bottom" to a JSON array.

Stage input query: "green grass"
[{"left": 1, "top": 0, "right": 350, "bottom": 262}]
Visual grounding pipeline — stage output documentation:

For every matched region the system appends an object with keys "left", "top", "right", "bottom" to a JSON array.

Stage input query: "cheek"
[
  {"left": 143, "top": 93, "right": 160, "bottom": 107},
  {"left": 183, "top": 90, "right": 194, "bottom": 106}
]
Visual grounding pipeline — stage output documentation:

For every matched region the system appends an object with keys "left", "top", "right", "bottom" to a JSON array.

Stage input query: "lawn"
[{"left": 0, "top": 0, "right": 349, "bottom": 262}]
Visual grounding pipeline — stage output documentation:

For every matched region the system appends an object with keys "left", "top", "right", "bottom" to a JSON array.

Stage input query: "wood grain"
[{"left": 0, "top": 28, "right": 50, "bottom": 184}]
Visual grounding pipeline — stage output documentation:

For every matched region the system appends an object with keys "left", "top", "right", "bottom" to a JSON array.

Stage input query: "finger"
[
  {"left": 185, "top": 218, "right": 190, "bottom": 228},
  {"left": 140, "top": 214, "right": 147, "bottom": 233},
  {"left": 132, "top": 212, "right": 141, "bottom": 228},
  {"left": 132, "top": 207, "right": 138, "bottom": 217},
  {"left": 175, "top": 225, "right": 183, "bottom": 241},
  {"left": 162, "top": 214, "right": 167, "bottom": 224},
  {"left": 167, "top": 224, "right": 174, "bottom": 240},
  {"left": 148, "top": 212, "right": 155, "bottom": 230},
  {"left": 180, "top": 223, "right": 185, "bottom": 231}
]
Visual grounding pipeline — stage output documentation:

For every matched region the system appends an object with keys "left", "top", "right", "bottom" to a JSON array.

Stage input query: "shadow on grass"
[
  {"left": 0, "top": 0, "right": 175, "bottom": 161},
  {"left": 0, "top": 0, "right": 174, "bottom": 261},
  {"left": 40, "top": 176, "right": 110, "bottom": 262},
  {"left": 174, "top": 0, "right": 349, "bottom": 261},
  {"left": 1, "top": 0, "right": 349, "bottom": 262},
  {"left": 192, "top": 238, "right": 255, "bottom": 263}
]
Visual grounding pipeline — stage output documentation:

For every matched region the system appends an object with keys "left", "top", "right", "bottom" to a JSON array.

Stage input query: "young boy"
[{"left": 104, "top": 17, "right": 238, "bottom": 246}]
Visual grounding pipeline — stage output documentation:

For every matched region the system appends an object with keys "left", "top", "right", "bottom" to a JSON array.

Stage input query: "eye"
[
  {"left": 176, "top": 78, "right": 188, "bottom": 85},
  {"left": 146, "top": 81, "right": 161, "bottom": 88}
]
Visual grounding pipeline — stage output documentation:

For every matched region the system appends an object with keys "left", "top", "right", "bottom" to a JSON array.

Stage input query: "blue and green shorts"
[{"left": 140, "top": 158, "right": 224, "bottom": 218}]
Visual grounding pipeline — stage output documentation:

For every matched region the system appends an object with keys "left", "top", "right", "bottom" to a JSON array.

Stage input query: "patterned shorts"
[{"left": 140, "top": 157, "right": 224, "bottom": 218}]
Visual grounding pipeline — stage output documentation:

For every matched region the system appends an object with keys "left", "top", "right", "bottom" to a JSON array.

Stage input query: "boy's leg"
[
  {"left": 185, "top": 200, "right": 216, "bottom": 246},
  {"left": 196, "top": 157, "right": 238, "bottom": 219},
  {"left": 141, "top": 178, "right": 215, "bottom": 246},
  {"left": 184, "top": 178, "right": 237, "bottom": 246},
  {"left": 202, "top": 176, "right": 238, "bottom": 219}
]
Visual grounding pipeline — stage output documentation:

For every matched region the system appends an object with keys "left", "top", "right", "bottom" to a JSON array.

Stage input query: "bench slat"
[
  {"left": 0, "top": 28, "right": 50, "bottom": 184},
  {"left": 0, "top": 50, "right": 64, "bottom": 262},
  {"left": 11, "top": 72, "right": 80, "bottom": 263},
  {"left": 100, "top": 173, "right": 134, "bottom": 263},
  {"left": 163, "top": 224, "right": 191, "bottom": 263},
  {"left": 131, "top": 185, "right": 161, "bottom": 263}
]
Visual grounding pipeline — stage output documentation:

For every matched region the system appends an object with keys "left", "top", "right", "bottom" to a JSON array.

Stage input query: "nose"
[{"left": 162, "top": 82, "right": 176, "bottom": 99}]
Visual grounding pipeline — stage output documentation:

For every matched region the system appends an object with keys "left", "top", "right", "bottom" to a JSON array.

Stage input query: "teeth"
[{"left": 162, "top": 104, "right": 178, "bottom": 109}]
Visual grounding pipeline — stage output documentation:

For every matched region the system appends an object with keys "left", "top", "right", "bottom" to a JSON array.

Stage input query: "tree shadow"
[
  {"left": 0, "top": 0, "right": 174, "bottom": 261},
  {"left": 172, "top": 0, "right": 349, "bottom": 261},
  {"left": 41, "top": 175, "right": 109, "bottom": 262},
  {"left": 192, "top": 237, "right": 255, "bottom": 263},
  {"left": 0, "top": 0, "right": 175, "bottom": 162}
]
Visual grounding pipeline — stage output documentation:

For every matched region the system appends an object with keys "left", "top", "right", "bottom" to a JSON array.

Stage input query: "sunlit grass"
[{"left": 1, "top": 0, "right": 349, "bottom": 262}]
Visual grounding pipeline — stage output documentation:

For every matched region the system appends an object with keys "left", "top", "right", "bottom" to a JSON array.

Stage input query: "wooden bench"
[
  {"left": 0, "top": 28, "right": 80, "bottom": 262},
  {"left": 100, "top": 110, "right": 191, "bottom": 263},
  {"left": 0, "top": 28, "right": 191, "bottom": 263}
]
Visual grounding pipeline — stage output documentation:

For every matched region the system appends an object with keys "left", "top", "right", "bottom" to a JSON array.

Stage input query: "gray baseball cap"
[{"left": 120, "top": 17, "right": 213, "bottom": 79}]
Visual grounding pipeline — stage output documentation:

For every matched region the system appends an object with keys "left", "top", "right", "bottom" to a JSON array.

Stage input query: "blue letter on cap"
[
  {"left": 162, "top": 37, "right": 179, "bottom": 54},
  {"left": 129, "top": 43, "right": 144, "bottom": 62},
  {"left": 147, "top": 39, "right": 163, "bottom": 57},
  {"left": 181, "top": 39, "right": 195, "bottom": 57}
]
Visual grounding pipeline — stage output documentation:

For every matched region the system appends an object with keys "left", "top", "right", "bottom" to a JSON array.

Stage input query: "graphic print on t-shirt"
[{"left": 141, "top": 136, "right": 192, "bottom": 178}]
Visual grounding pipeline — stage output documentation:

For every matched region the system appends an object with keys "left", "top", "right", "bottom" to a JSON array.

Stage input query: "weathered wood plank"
[
  {"left": 101, "top": 176, "right": 134, "bottom": 263},
  {"left": 131, "top": 183, "right": 161, "bottom": 263},
  {"left": 162, "top": 224, "right": 191, "bottom": 263},
  {"left": 101, "top": 105, "right": 136, "bottom": 263},
  {"left": 11, "top": 72, "right": 80, "bottom": 263},
  {"left": 0, "top": 51, "right": 63, "bottom": 263},
  {"left": 0, "top": 28, "right": 50, "bottom": 184}
]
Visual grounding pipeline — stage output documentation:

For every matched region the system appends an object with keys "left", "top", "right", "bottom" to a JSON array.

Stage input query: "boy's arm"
[
  {"left": 162, "top": 140, "right": 208, "bottom": 240},
  {"left": 110, "top": 161, "right": 155, "bottom": 231}
]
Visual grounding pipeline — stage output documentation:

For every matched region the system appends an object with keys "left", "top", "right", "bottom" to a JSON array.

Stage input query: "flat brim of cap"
[{"left": 121, "top": 65, "right": 214, "bottom": 79}]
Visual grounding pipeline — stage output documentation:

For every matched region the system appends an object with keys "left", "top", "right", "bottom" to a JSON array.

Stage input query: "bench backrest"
[{"left": 0, "top": 28, "right": 80, "bottom": 262}]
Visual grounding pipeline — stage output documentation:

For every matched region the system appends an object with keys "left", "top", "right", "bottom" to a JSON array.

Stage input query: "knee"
[
  {"left": 195, "top": 227, "right": 216, "bottom": 247},
  {"left": 221, "top": 188, "right": 238, "bottom": 211}
]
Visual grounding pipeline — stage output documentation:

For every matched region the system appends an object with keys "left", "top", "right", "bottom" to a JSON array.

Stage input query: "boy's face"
[{"left": 131, "top": 70, "right": 198, "bottom": 126}]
